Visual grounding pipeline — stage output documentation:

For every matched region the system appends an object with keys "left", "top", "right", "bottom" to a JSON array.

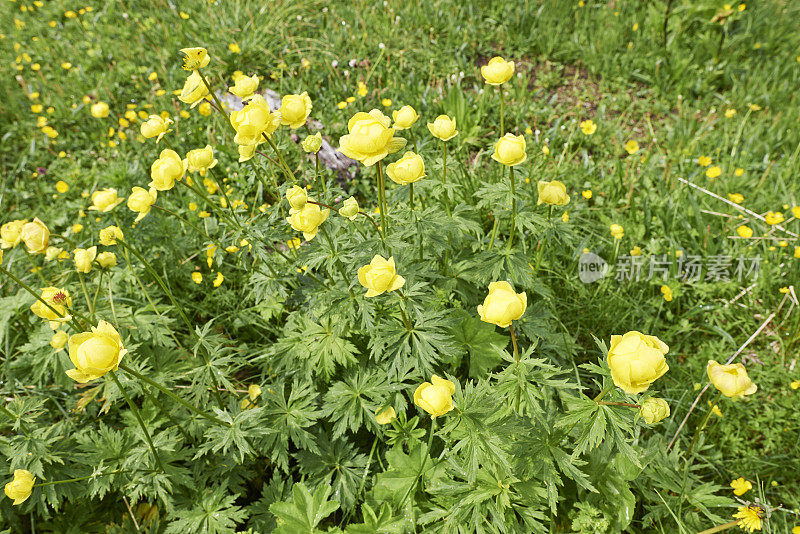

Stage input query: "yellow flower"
[
  {"left": 414, "top": 375, "right": 456, "bottom": 418},
  {"left": 41, "top": 126, "right": 58, "bottom": 138},
  {"left": 725, "top": 108, "right": 737, "bottom": 118},
  {"left": 537, "top": 180, "right": 570, "bottom": 206},
  {"left": 150, "top": 149, "right": 186, "bottom": 191},
  {"left": 541, "top": 145, "right": 550, "bottom": 155},
  {"left": 624, "top": 140, "right": 639, "bottom": 154},
  {"left": 4, "top": 470, "right": 35, "bottom": 505},
  {"left": 21, "top": 218, "right": 50, "bottom": 254},
  {"left": 31, "top": 287, "right": 72, "bottom": 325},
  {"left": 229, "top": 95, "right": 281, "bottom": 145},
  {"left": 630, "top": 246, "right": 642, "bottom": 256},
  {"left": 238, "top": 144, "right": 257, "bottom": 162},
  {"left": 66, "top": 320, "right": 127, "bottom": 383},
  {"left": 660, "top": 285, "right": 673, "bottom": 302},
  {"left": 392, "top": 105, "right": 419, "bottom": 130},
  {"left": 607, "top": 331, "right": 670, "bottom": 394},
  {"left": 477, "top": 281, "right": 526, "bottom": 328},
  {"left": 285, "top": 185, "right": 308, "bottom": 210},
  {"left": 179, "top": 47, "right": 209, "bottom": 71},
  {"left": 427, "top": 115, "right": 459, "bottom": 141},
  {"left": 491, "top": 133, "right": 527, "bottom": 166},
  {"left": 610, "top": 224, "right": 624, "bottom": 240},
  {"left": 728, "top": 193, "right": 744, "bottom": 204},
  {"left": 734, "top": 168, "right": 744, "bottom": 176},
  {"left": 301, "top": 132, "right": 323, "bottom": 154},
  {"left": 748, "top": 103, "right": 761, "bottom": 111},
  {"left": 339, "top": 196, "right": 359, "bottom": 221},
  {"left": 337, "top": 101, "right": 347, "bottom": 110},
  {"left": 140, "top": 115, "right": 173, "bottom": 142},
  {"left": 74, "top": 246, "right": 98, "bottom": 273},
  {"left": 31, "top": 104, "right": 44, "bottom": 114},
  {"left": 279, "top": 92, "right": 313, "bottom": 129},
  {"left": 730, "top": 477, "right": 753, "bottom": 496},
  {"left": 791, "top": 380, "right": 800, "bottom": 390},
  {"left": 213, "top": 272, "right": 224, "bottom": 287},
  {"left": 733, "top": 506, "right": 763, "bottom": 533},
  {"left": 581, "top": 190, "right": 592, "bottom": 200},
  {"left": 99, "top": 226, "right": 123, "bottom": 246},
  {"left": 375, "top": 406, "right": 396, "bottom": 425},
  {"left": 357, "top": 81, "right": 368, "bottom": 97},
  {"left": 286, "top": 201, "right": 330, "bottom": 241},
  {"left": 191, "top": 272, "right": 203, "bottom": 284},
  {"left": 736, "top": 225, "right": 753, "bottom": 238},
  {"left": 96, "top": 252, "right": 117, "bottom": 268},
  {"left": 697, "top": 156, "right": 712, "bottom": 167},
  {"left": 185, "top": 145, "right": 218, "bottom": 175},
  {"left": 579, "top": 119, "right": 597, "bottom": 135},
  {"left": 561, "top": 212, "right": 569, "bottom": 223},
  {"left": 198, "top": 102, "right": 212, "bottom": 116},
  {"left": 240, "top": 384, "right": 261, "bottom": 410},
  {"left": 707, "top": 360, "right": 757, "bottom": 398},
  {"left": 480, "top": 56, "right": 515, "bottom": 85},
  {"left": 380, "top": 98, "right": 391, "bottom": 107},
  {"left": 50, "top": 330, "right": 68, "bottom": 351},
  {"left": 764, "top": 211, "right": 784, "bottom": 225},
  {"left": 386, "top": 151, "right": 426, "bottom": 185},
  {"left": 90, "top": 102, "right": 109, "bottom": 118},
  {"left": 706, "top": 166, "right": 722, "bottom": 179},
  {"left": 639, "top": 397, "right": 670, "bottom": 424},
  {"left": 357, "top": 255, "right": 405, "bottom": 297},
  {"left": 89, "top": 188, "right": 125, "bottom": 212},
  {"left": 711, "top": 404, "right": 722, "bottom": 417},
  {"left": 228, "top": 42, "right": 242, "bottom": 54},
  {"left": 179, "top": 70, "right": 210, "bottom": 108},
  {"left": 338, "top": 110, "right": 407, "bottom": 166},
  {"left": 794, "top": 246, "right": 800, "bottom": 259},
  {"left": 1, "top": 219, "right": 27, "bottom": 249},
  {"left": 127, "top": 187, "right": 157, "bottom": 222}
]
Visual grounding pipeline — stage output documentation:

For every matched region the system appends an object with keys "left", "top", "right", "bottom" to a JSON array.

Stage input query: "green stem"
[
  {"left": 315, "top": 153, "right": 324, "bottom": 193},
  {"left": 506, "top": 165, "right": 517, "bottom": 250},
  {"left": 376, "top": 161, "right": 388, "bottom": 238},
  {"left": 499, "top": 87, "right": 505, "bottom": 136},
  {"left": 90, "top": 270, "right": 104, "bottom": 315},
  {"left": 34, "top": 469, "right": 123, "bottom": 487},
  {"left": 409, "top": 183, "right": 414, "bottom": 210},
  {"left": 264, "top": 135, "right": 297, "bottom": 183},
  {"left": 206, "top": 167, "right": 241, "bottom": 227},
  {"left": 593, "top": 384, "right": 613, "bottom": 402},
  {"left": 196, "top": 70, "right": 227, "bottom": 124},
  {"left": 686, "top": 391, "right": 723, "bottom": 457},
  {"left": 441, "top": 142, "right": 450, "bottom": 216},
  {"left": 509, "top": 323, "right": 519, "bottom": 362},
  {"left": 109, "top": 370, "right": 165, "bottom": 472},
  {"left": 77, "top": 272, "right": 92, "bottom": 314},
  {"left": 0, "top": 265, "right": 85, "bottom": 331},
  {"left": 487, "top": 218, "right": 500, "bottom": 250}
]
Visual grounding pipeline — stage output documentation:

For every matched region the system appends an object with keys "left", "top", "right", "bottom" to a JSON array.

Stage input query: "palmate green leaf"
[
  {"left": 321, "top": 368, "right": 388, "bottom": 439},
  {"left": 261, "top": 380, "right": 322, "bottom": 470},
  {"left": 245, "top": 475, "right": 290, "bottom": 533},
  {"left": 370, "top": 310, "right": 456, "bottom": 378},
  {"left": 449, "top": 311, "right": 507, "bottom": 378},
  {"left": 164, "top": 491, "right": 247, "bottom": 534},
  {"left": 345, "top": 502, "right": 405, "bottom": 534},
  {"left": 372, "top": 442, "right": 434, "bottom": 507},
  {"left": 461, "top": 249, "right": 533, "bottom": 289},
  {"left": 555, "top": 396, "right": 607, "bottom": 459},
  {"left": 295, "top": 435, "right": 368, "bottom": 511},
  {"left": 270, "top": 482, "right": 340, "bottom": 534}
]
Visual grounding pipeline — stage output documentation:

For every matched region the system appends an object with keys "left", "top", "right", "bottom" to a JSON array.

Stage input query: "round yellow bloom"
[
  {"left": 733, "top": 505, "right": 763, "bottom": 533},
  {"left": 375, "top": 406, "right": 396, "bottom": 425},
  {"left": 99, "top": 225, "right": 123, "bottom": 246},
  {"left": 730, "top": 477, "right": 753, "bottom": 496},
  {"left": 179, "top": 70, "right": 210, "bottom": 108},
  {"left": 185, "top": 145, "right": 218, "bottom": 175},
  {"left": 21, "top": 218, "right": 50, "bottom": 254},
  {"left": 179, "top": 47, "right": 209, "bottom": 71},
  {"left": 537, "top": 180, "right": 570, "bottom": 206},
  {"left": 414, "top": 375, "right": 456, "bottom": 418},
  {"left": 706, "top": 166, "right": 722, "bottom": 179},
  {"left": 191, "top": 271, "right": 203, "bottom": 284},
  {"left": 228, "top": 73, "right": 259, "bottom": 100},
  {"left": 279, "top": 92, "right": 313, "bottom": 129},
  {"left": 238, "top": 144, "right": 258, "bottom": 162},
  {"left": 630, "top": 246, "right": 642, "bottom": 256},
  {"left": 736, "top": 225, "right": 753, "bottom": 238},
  {"left": 286, "top": 201, "right": 330, "bottom": 241},
  {"left": 764, "top": 211, "right": 784, "bottom": 225},
  {"left": 480, "top": 56, "right": 515, "bottom": 85},
  {"left": 50, "top": 330, "right": 68, "bottom": 351},
  {"left": 140, "top": 115, "right": 173, "bottom": 142},
  {"left": 624, "top": 140, "right": 639, "bottom": 154},
  {"left": 386, "top": 151, "right": 426, "bottom": 185},
  {"left": 607, "top": 331, "right": 669, "bottom": 394},
  {"left": 698, "top": 156, "right": 711, "bottom": 167},
  {"left": 229, "top": 95, "right": 281, "bottom": 145},
  {"left": 579, "top": 119, "right": 597, "bottom": 135},
  {"left": 392, "top": 105, "right": 419, "bottom": 130},
  {"left": 127, "top": 187, "right": 157, "bottom": 222},
  {"left": 150, "top": 149, "right": 186, "bottom": 191},
  {"left": 198, "top": 102, "right": 212, "bottom": 116},
  {"left": 302, "top": 132, "right": 322, "bottom": 153},
  {"left": 241, "top": 384, "right": 262, "bottom": 410},
  {"left": 610, "top": 224, "right": 624, "bottom": 240},
  {"left": 90, "top": 102, "right": 109, "bottom": 118},
  {"left": 4, "top": 470, "right": 35, "bottom": 505},
  {"left": 727, "top": 193, "right": 744, "bottom": 204},
  {"left": 477, "top": 281, "right": 526, "bottom": 328},
  {"left": 66, "top": 320, "right": 127, "bottom": 383},
  {"left": 96, "top": 251, "right": 117, "bottom": 268},
  {"left": 707, "top": 360, "right": 757, "bottom": 398},
  {"left": 339, "top": 196, "right": 359, "bottom": 221},
  {"left": 74, "top": 246, "right": 97, "bottom": 273},
  {"left": 357, "top": 255, "right": 405, "bottom": 297},
  {"left": 427, "top": 115, "right": 458, "bottom": 141},
  {"left": 1, "top": 220, "right": 27, "bottom": 249},
  {"left": 89, "top": 188, "right": 125, "bottom": 212},
  {"left": 491, "top": 133, "right": 527, "bottom": 166},
  {"left": 56, "top": 181, "right": 69, "bottom": 193},
  {"left": 31, "top": 287, "right": 72, "bottom": 324},
  {"left": 339, "top": 110, "right": 407, "bottom": 166},
  {"left": 639, "top": 397, "right": 670, "bottom": 424},
  {"left": 285, "top": 185, "right": 308, "bottom": 210},
  {"left": 660, "top": 285, "right": 673, "bottom": 302}
]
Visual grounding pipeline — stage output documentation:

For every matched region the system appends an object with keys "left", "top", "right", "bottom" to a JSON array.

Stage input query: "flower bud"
[
  {"left": 639, "top": 397, "right": 670, "bottom": 424},
  {"left": 74, "top": 246, "right": 97, "bottom": 273},
  {"left": 610, "top": 224, "right": 624, "bottom": 240},
  {"left": 279, "top": 92, "right": 313, "bottom": 129},
  {"left": 537, "top": 180, "right": 570, "bottom": 206},
  {"left": 99, "top": 225, "right": 123, "bottom": 246},
  {"left": 339, "top": 196, "right": 359, "bottom": 221},
  {"left": 427, "top": 115, "right": 458, "bottom": 141},
  {"left": 491, "top": 134, "right": 527, "bottom": 166},
  {"left": 50, "top": 330, "right": 68, "bottom": 351},
  {"left": 386, "top": 151, "right": 426, "bottom": 185},
  {"left": 302, "top": 132, "right": 322, "bottom": 153},
  {"left": 392, "top": 105, "right": 419, "bottom": 130},
  {"left": 66, "top": 320, "right": 127, "bottom": 383},
  {"left": 414, "top": 375, "right": 456, "bottom": 418},
  {"left": 285, "top": 185, "right": 308, "bottom": 210},
  {"left": 96, "top": 251, "right": 117, "bottom": 268}
]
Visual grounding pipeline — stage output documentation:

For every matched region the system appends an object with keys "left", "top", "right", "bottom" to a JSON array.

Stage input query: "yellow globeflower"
[
  {"left": 229, "top": 95, "right": 281, "bottom": 145},
  {"left": 736, "top": 225, "right": 753, "bottom": 238},
  {"left": 639, "top": 397, "right": 670, "bottom": 424},
  {"left": 228, "top": 73, "right": 259, "bottom": 100},
  {"left": 21, "top": 218, "right": 50, "bottom": 254},
  {"left": 30, "top": 287, "right": 72, "bottom": 325},
  {"left": 286, "top": 201, "right": 329, "bottom": 241},
  {"left": 357, "top": 255, "right": 405, "bottom": 297},
  {"left": 660, "top": 285, "right": 673, "bottom": 302},
  {"left": 427, "top": 115, "right": 458, "bottom": 141},
  {"left": 66, "top": 320, "right": 127, "bottom": 383},
  {"left": 150, "top": 149, "right": 186, "bottom": 191},
  {"left": 375, "top": 406, "right": 397, "bottom": 425},
  {"left": 74, "top": 246, "right": 98, "bottom": 273},
  {"left": 414, "top": 375, "right": 456, "bottom": 418},
  {"left": 480, "top": 56, "right": 515, "bottom": 85},
  {"left": 90, "top": 102, "right": 109, "bottom": 118},
  {"left": 279, "top": 92, "right": 313, "bottom": 129},
  {"left": 624, "top": 140, "right": 639, "bottom": 154},
  {"left": 339, "top": 197, "right": 359, "bottom": 221},
  {"left": 285, "top": 185, "right": 308, "bottom": 210},
  {"left": 127, "top": 187, "right": 157, "bottom": 222},
  {"left": 191, "top": 272, "right": 203, "bottom": 284},
  {"left": 96, "top": 252, "right": 117, "bottom": 268},
  {"left": 4, "top": 470, "right": 35, "bottom": 505},
  {"left": 89, "top": 188, "right": 125, "bottom": 212},
  {"left": 179, "top": 47, "right": 209, "bottom": 71},
  {"left": 727, "top": 193, "right": 744, "bottom": 204},
  {"left": 385, "top": 151, "right": 426, "bottom": 185},
  {"left": 579, "top": 119, "right": 597, "bottom": 135},
  {"left": 730, "top": 477, "right": 752, "bottom": 496},
  {"left": 537, "top": 180, "right": 570, "bottom": 206},
  {"left": 178, "top": 71, "right": 210, "bottom": 108},
  {"left": 610, "top": 224, "right": 624, "bottom": 240},
  {"left": 764, "top": 211, "right": 784, "bottom": 225},
  {"left": 56, "top": 180, "right": 69, "bottom": 193},
  {"left": 607, "top": 331, "right": 669, "bottom": 394},
  {"left": 240, "top": 384, "right": 262, "bottom": 410},
  {"left": 1, "top": 220, "right": 27, "bottom": 249},
  {"left": 50, "top": 330, "right": 68, "bottom": 351},
  {"left": 491, "top": 133, "right": 527, "bottom": 166},
  {"left": 140, "top": 115, "right": 173, "bottom": 142},
  {"left": 339, "top": 110, "right": 407, "bottom": 166},
  {"left": 302, "top": 132, "right": 322, "bottom": 153},
  {"left": 707, "top": 360, "right": 757, "bottom": 398},
  {"left": 698, "top": 156, "right": 712, "bottom": 167},
  {"left": 185, "top": 145, "right": 218, "bottom": 176},
  {"left": 706, "top": 166, "right": 722, "bottom": 179},
  {"left": 392, "top": 105, "right": 419, "bottom": 130},
  {"left": 477, "top": 281, "right": 526, "bottom": 328},
  {"left": 99, "top": 225, "right": 123, "bottom": 246}
]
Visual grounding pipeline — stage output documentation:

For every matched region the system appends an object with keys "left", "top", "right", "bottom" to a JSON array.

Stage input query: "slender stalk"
[
  {"left": 315, "top": 153, "right": 324, "bottom": 193},
  {"left": 34, "top": 469, "right": 122, "bottom": 487},
  {"left": 487, "top": 218, "right": 499, "bottom": 250},
  {"left": 91, "top": 270, "right": 105, "bottom": 315},
  {"left": 264, "top": 135, "right": 296, "bottom": 183},
  {"left": 77, "top": 272, "right": 92, "bottom": 314},
  {"left": 109, "top": 371, "right": 165, "bottom": 472},
  {"left": 376, "top": 161, "right": 388, "bottom": 237},
  {"left": 506, "top": 165, "right": 517, "bottom": 250},
  {"left": 593, "top": 384, "right": 613, "bottom": 402},
  {"left": 398, "top": 417, "right": 436, "bottom": 514},
  {"left": 686, "top": 391, "right": 722, "bottom": 456},
  {"left": 441, "top": 142, "right": 451, "bottom": 216},
  {"left": 395, "top": 292, "right": 413, "bottom": 330},
  {"left": 509, "top": 323, "right": 519, "bottom": 362},
  {"left": 499, "top": 86, "right": 505, "bottom": 136},
  {"left": 662, "top": 0, "right": 675, "bottom": 49},
  {"left": 196, "top": 70, "right": 227, "bottom": 122},
  {"left": 697, "top": 520, "right": 740, "bottom": 534},
  {"left": 597, "top": 401, "right": 641, "bottom": 408},
  {"left": 409, "top": 183, "right": 414, "bottom": 210},
  {"left": 206, "top": 167, "right": 240, "bottom": 226}
]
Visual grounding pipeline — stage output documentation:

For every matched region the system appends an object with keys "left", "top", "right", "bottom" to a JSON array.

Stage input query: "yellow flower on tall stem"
[
  {"left": 89, "top": 188, "right": 125, "bottom": 212},
  {"left": 65, "top": 320, "right": 127, "bottom": 383},
  {"left": 357, "top": 255, "right": 405, "bottom": 297},
  {"left": 21, "top": 218, "right": 50, "bottom": 254},
  {"left": 414, "top": 375, "right": 456, "bottom": 418},
  {"left": 4, "top": 470, "right": 35, "bottom": 505}
]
